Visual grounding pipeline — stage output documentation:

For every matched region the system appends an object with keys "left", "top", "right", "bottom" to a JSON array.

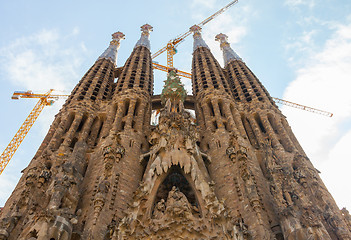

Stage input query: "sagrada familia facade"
[{"left": 0, "top": 23, "right": 350, "bottom": 239}]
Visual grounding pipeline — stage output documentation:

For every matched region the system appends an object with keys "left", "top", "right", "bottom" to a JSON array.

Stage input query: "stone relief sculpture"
[{"left": 113, "top": 70, "right": 251, "bottom": 239}]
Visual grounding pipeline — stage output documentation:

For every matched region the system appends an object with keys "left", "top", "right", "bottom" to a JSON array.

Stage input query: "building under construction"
[{"left": 0, "top": 6, "right": 350, "bottom": 240}]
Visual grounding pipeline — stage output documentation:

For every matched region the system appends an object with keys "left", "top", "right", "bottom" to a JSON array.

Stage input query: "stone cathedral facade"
[{"left": 0, "top": 23, "right": 351, "bottom": 240}]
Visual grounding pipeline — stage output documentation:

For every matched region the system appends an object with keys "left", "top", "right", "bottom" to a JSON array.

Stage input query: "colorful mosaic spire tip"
[{"left": 161, "top": 68, "right": 187, "bottom": 105}]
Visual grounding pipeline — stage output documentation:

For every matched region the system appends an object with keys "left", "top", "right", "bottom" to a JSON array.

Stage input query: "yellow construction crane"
[
  {"left": 0, "top": 90, "right": 69, "bottom": 175},
  {"left": 151, "top": 0, "right": 239, "bottom": 68},
  {"left": 272, "top": 97, "right": 333, "bottom": 117}
]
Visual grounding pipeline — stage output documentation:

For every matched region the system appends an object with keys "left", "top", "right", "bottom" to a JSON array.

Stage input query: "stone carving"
[
  {"left": 152, "top": 199, "right": 166, "bottom": 219},
  {"left": 25, "top": 167, "right": 39, "bottom": 187},
  {"left": 262, "top": 145, "right": 335, "bottom": 239},
  {"left": 323, "top": 204, "right": 351, "bottom": 239},
  {"left": 93, "top": 179, "right": 111, "bottom": 225},
  {"left": 37, "top": 166, "right": 52, "bottom": 188},
  {"left": 341, "top": 208, "right": 351, "bottom": 230},
  {"left": 102, "top": 132, "right": 125, "bottom": 177},
  {"left": 113, "top": 73, "right": 247, "bottom": 239},
  {"left": 47, "top": 215, "right": 73, "bottom": 240},
  {"left": 109, "top": 173, "right": 120, "bottom": 210},
  {"left": 226, "top": 145, "right": 237, "bottom": 161},
  {"left": 233, "top": 177, "right": 244, "bottom": 201},
  {"left": 47, "top": 162, "right": 80, "bottom": 215},
  {"left": 227, "top": 133, "right": 249, "bottom": 164},
  {"left": 164, "top": 186, "right": 194, "bottom": 219},
  {"left": 226, "top": 216, "right": 251, "bottom": 240},
  {"left": 0, "top": 211, "right": 21, "bottom": 240}
]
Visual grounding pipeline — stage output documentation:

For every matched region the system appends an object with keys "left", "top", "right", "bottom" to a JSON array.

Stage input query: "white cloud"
[
  {"left": 285, "top": 30, "right": 317, "bottom": 55},
  {"left": 320, "top": 130, "right": 351, "bottom": 209},
  {"left": 282, "top": 20, "right": 351, "bottom": 209},
  {"left": 0, "top": 28, "right": 89, "bottom": 135},
  {"left": 0, "top": 29, "right": 87, "bottom": 205},
  {"left": 285, "top": 0, "right": 315, "bottom": 9},
  {"left": 0, "top": 29, "right": 86, "bottom": 91}
]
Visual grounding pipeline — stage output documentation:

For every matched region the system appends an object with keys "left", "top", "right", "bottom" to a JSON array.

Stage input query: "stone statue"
[
  {"left": 153, "top": 199, "right": 166, "bottom": 219},
  {"left": 47, "top": 162, "right": 79, "bottom": 214},
  {"left": 165, "top": 186, "right": 193, "bottom": 219},
  {"left": 0, "top": 211, "right": 21, "bottom": 240}
]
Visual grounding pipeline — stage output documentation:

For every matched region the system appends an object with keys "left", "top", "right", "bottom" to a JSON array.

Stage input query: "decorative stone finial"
[
  {"left": 98, "top": 31, "right": 125, "bottom": 66},
  {"left": 215, "top": 33, "right": 242, "bottom": 66},
  {"left": 111, "top": 32, "right": 125, "bottom": 44},
  {"left": 135, "top": 24, "right": 153, "bottom": 50},
  {"left": 190, "top": 25, "right": 209, "bottom": 51}
]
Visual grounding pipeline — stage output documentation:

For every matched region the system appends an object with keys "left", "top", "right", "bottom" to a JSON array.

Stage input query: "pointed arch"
[{"left": 146, "top": 165, "right": 205, "bottom": 220}]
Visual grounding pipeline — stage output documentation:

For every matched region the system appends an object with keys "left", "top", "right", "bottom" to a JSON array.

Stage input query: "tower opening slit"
[
  {"left": 64, "top": 113, "right": 76, "bottom": 134},
  {"left": 76, "top": 114, "right": 88, "bottom": 133},
  {"left": 254, "top": 113, "right": 266, "bottom": 134},
  {"left": 241, "top": 114, "right": 259, "bottom": 148},
  {"left": 94, "top": 118, "right": 104, "bottom": 146}
]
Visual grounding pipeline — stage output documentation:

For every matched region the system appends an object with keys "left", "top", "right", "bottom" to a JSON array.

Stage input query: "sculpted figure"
[
  {"left": 25, "top": 167, "right": 38, "bottom": 187},
  {"left": 102, "top": 132, "right": 125, "bottom": 176},
  {"left": 227, "top": 216, "right": 250, "bottom": 240},
  {"left": 0, "top": 211, "right": 21, "bottom": 240},
  {"left": 47, "top": 162, "right": 79, "bottom": 214},
  {"left": 153, "top": 199, "right": 166, "bottom": 219},
  {"left": 341, "top": 207, "right": 351, "bottom": 229},
  {"left": 324, "top": 204, "right": 350, "bottom": 238},
  {"left": 93, "top": 179, "right": 111, "bottom": 224},
  {"left": 165, "top": 186, "right": 193, "bottom": 219},
  {"left": 38, "top": 166, "right": 51, "bottom": 188}
]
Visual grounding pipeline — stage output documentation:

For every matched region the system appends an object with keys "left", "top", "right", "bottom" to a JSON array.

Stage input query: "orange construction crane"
[
  {"left": 151, "top": 0, "right": 239, "bottom": 68},
  {"left": 0, "top": 90, "right": 69, "bottom": 175}
]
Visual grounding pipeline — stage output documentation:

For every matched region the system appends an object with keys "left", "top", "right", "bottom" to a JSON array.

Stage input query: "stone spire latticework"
[
  {"left": 98, "top": 31, "right": 125, "bottom": 66},
  {"left": 135, "top": 24, "right": 153, "bottom": 50},
  {"left": 215, "top": 33, "right": 242, "bottom": 66},
  {"left": 190, "top": 25, "right": 210, "bottom": 51}
]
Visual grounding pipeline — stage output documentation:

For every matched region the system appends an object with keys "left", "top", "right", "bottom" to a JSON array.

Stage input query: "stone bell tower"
[{"left": 1, "top": 22, "right": 351, "bottom": 240}]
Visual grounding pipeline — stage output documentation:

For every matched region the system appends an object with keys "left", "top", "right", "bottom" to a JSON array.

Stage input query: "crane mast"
[{"left": 0, "top": 90, "right": 68, "bottom": 175}]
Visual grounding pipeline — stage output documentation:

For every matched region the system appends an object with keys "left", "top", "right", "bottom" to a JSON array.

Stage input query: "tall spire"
[
  {"left": 135, "top": 24, "right": 153, "bottom": 50},
  {"left": 215, "top": 33, "right": 242, "bottom": 66},
  {"left": 190, "top": 25, "right": 209, "bottom": 51},
  {"left": 98, "top": 31, "right": 125, "bottom": 66}
]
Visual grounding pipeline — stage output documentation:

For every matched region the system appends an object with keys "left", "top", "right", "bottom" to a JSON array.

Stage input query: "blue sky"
[{"left": 0, "top": 0, "right": 350, "bottom": 210}]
